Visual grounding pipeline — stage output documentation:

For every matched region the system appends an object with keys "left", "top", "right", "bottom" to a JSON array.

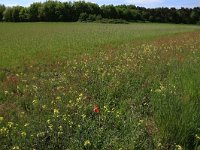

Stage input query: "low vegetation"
[{"left": 0, "top": 23, "right": 200, "bottom": 149}]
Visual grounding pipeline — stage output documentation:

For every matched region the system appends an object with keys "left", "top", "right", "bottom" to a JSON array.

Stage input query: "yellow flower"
[
  {"left": 176, "top": 145, "right": 183, "bottom": 150},
  {"left": 0, "top": 127, "right": 8, "bottom": 134},
  {"left": 58, "top": 125, "right": 63, "bottom": 131},
  {"left": 47, "top": 119, "right": 51, "bottom": 124},
  {"left": 37, "top": 132, "right": 45, "bottom": 137},
  {"left": 49, "top": 124, "right": 53, "bottom": 130},
  {"left": 195, "top": 134, "right": 200, "bottom": 140},
  {"left": 0, "top": 117, "right": 3, "bottom": 122},
  {"left": 24, "top": 123, "right": 29, "bottom": 127},
  {"left": 12, "top": 146, "right": 20, "bottom": 150},
  {"left": 79, "top": 93, "right": 83, "bottom": 97},
  {"left": 81, "top": 114, "right": 86, "bottom": 119},
  {"left": 21, "top": 131, "right": 26, "bottom": 137},
  {"left": 155, "top": 89, "right": 162, "bottom": 93},
  {"left": 8, "top": 122, "right": 14, "bottom": 128},
  {"left": 58, "top": 131, "right": 63, "bottom": 136},
  {"left": 32, "top": 99, "right": 38, "bottom": 105},
  {"left": 84, "top": 140, "right": 91, "bottom": 146},
  {"left": 54, "top": 108, "right": 59, "bottom": 115},
  {"left": 56, "top": 96, "right": 61, "bottom": 101},
  {"left": 42, "top": 105, "right": 46, "bottom": 109}
]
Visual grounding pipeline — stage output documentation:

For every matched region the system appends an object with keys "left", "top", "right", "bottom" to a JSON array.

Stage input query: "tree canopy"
[{"left": 0, "top": 1, "right": 199, "bottom": 24}]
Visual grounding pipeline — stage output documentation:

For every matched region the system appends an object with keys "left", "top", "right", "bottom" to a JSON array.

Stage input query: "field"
[
  {"left": 0, "top": 23, "right": 200, "bottom": 68},
  {"left": 0, "top": 23, "right": 200, "bottom": 149}
]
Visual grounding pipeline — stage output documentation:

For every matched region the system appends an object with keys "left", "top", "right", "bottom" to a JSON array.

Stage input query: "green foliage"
[
  {"left": 1, "top": 2, "right": 200, "bottom": 24},
  {"left": 98, "top": 18, "right": 129, "bottom": 24},
  {"left": 3, "top": 7, "right": 13, "bottom": 21},
  {"left": 78, "top": 12, "right": 88, "bottom": 22},
  {"left": 28, "top": 2, "right": 42, "bottom": 21},
  {"left": 0, "top": 4, "right": 5, "bottom": 21}
]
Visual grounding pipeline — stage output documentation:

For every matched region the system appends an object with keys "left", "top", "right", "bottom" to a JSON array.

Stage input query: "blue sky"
[{"left": 1, "top": 0, "right": 200, "bottom": 8}]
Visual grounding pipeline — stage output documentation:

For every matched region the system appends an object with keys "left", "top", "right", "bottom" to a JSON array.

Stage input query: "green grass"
[
  {"left": 0, "top": 23, "right": 200, "bottom": 149},
  {"left": 0, "top": 22, "right": 199, "bottom": 68}
]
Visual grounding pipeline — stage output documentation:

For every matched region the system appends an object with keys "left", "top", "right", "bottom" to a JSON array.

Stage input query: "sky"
[{"left": 0, "top": 0, "right": 200, "bottom": 8}]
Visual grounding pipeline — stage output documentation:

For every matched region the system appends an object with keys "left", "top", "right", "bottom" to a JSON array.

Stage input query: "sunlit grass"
[
  {"left": 0, "top": 22, "right": 199, "bottom": 68},
  {"left": 0, "top": 23, "right": 200, "bottom": 149}
]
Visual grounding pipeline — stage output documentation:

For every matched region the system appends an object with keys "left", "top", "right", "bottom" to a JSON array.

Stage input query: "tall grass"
[
  {"left": 0, "top": 23, "right": 199, "bottom": 68},
  {"left": 0, "top": 23, "right": 200, "bottom": 149}
]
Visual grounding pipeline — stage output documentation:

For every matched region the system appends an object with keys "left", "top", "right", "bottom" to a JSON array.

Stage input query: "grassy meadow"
[
  {"left": 0, "top": 23, "right": 199, "bottom": 68},
  {"left": 0, "top": 23, "right": 200, "bottom": 149}
]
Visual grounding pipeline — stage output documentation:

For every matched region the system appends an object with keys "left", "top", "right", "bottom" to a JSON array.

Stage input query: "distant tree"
[
  {"left": 62, "top": 2, "right": 73, "bottom": 21},
  {"left": 3, "top": 7, "right": 13, "bottom": 21},
  {"left": 19, "top": 7, "right": 29, "bottom": 22},
  {"left": 101, "top": 5, "right": 118, "bottom": 19},
  {"left": 0, "top": 4, "right": 5, "bottom": 21},
  {"left": 0, "top": 1, "right": 199, "bottom": 24},
  {"left": 169, "top": 8, "right": 180, "bottom": 23},
  {"left": 12, "top": 6, "right": 23, "bottom": 22},
  {"left": 72, "top": 1, "right": 100, "bottom": 21},
  {"left": 78, "top": 12, "right": 88, "bottom": 21},
  {"left": 190, "top": 7, "right": 200, "bottom": 24},
  {"left": 96, "top": 14, "right": 102, "bottom": 20},
  {"left": 29, "top": 2, "right": 42, "bottom": 21},
  {"left": 87, "top": 14, "right": 96, "bottom": 22}
]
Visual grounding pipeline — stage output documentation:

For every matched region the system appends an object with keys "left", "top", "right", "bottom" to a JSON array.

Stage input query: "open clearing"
[{"left": 0, "top": 23, "right": 200, "bottom": 149}]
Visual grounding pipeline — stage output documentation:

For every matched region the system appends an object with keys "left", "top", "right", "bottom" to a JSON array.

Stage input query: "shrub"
[{"left": 78, "top": 12, "right": 88, "bottom": 22}]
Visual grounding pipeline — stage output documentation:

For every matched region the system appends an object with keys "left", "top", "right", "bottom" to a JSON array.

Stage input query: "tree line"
[{"left": 0, "top": 1, "right": 200, "bottom": 24}]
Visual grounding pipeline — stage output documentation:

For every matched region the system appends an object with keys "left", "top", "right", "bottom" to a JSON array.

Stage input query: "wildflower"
[
  {"left": 58, "top": 131, "right": 63, "bottom": 136},
  {"left": 81, "top": 114, "right": 86, "bottom": 119},
  {"left": 0, "top": 117, "right": 3, "bottom": 122},
  {"left": 0, "top": 127, "right": 8, "bottom": 134},
  {"left": 58, "top": 125, "right": 63, "bottom": 131},
  {"left": 47, "top": 119, "right": 51, "bottom": 124},
  {"left": 37, "top": 132, "right": 45, "bottom": 137},
  {"left": 12, "top": 146, "right": 20, "bottom": 150},
  {"left": 21, "top": 131, "right": 26, "bottom": 137},
  {"left": 54, "top": 108, "right": 59, "bottom": 115},
  {"left": 32, "top": 99, "right": 38, "bottom": 106},
  {"left": 79, "top": 93, "right": 83, "bottom": 97},
  {"left": 62, "top": 115, "right": 67, "bottom": 121},
  {"left": 48, "top": 124, "right": 53, "bottom": 131},
  {"left": 56, "top": 96, "right": 61, "bottom": 101},
  {"left": 24, "top": 123, "right": 29, "bottom": 127},
  {"left": 155, "top": 89, "right": 162, "bottom": 93},
  {"left": 42, "top": 105, "right": 46, "bottom": 109},
  {"left": 138, "top": 120, "right": 144, "bottom": 126},
  {"left": 8, "top": 122, "right": 14, "bottom": 128},
  {"left": 157, "top": 142, "right": 162, "bottom": 147},
  {"left": 84, "top": 140, "right": 91, "bottom": 146},
  {"left": 93, "top": 105, "right": 99, "bottom": 113},
  {"left": 4, "top": 91, "right": 9, "bottom": 95},
  {"left": 176, "top": 145, "right": 183, "bottom": 150},
  {"left": 195, "top": 134, "right": 200, "bottom": 140}
]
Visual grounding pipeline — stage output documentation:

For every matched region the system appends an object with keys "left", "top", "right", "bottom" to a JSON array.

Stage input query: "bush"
[
  {"left": 87, "top": 14, "right": 96, "bottom": 22},
  {"left": 78, "top": 13, "right": 88, "bottom": 22},
  {"left": 97, "top": 18, "right": 129, "bottom": 24}
]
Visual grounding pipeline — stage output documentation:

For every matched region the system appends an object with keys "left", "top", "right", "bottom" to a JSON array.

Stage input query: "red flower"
[{"left": 93, "top": 106, "right": 99, "bottom": 113}]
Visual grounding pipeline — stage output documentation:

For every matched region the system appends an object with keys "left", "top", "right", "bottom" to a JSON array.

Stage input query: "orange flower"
[{"left": 93, "top": 105, "right": 99, "bottom": 113}]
